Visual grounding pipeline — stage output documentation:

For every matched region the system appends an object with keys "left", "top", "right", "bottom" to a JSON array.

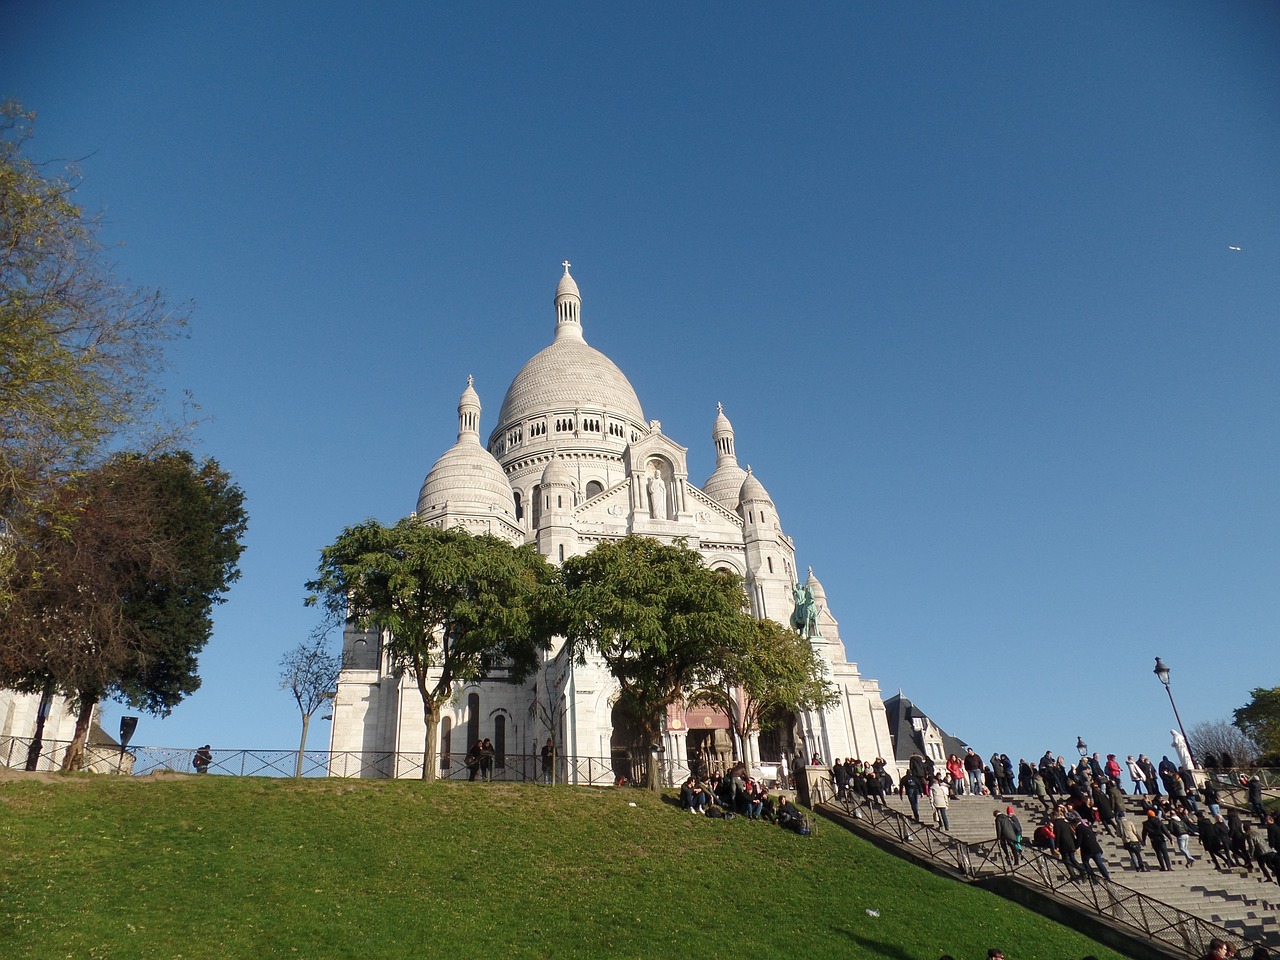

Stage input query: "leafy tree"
[
  {"left": 306, "top": 520, "right": 556, "bottom": 781},
  {"left": 691, "top": 617, "right": 837, "bottom": 776},
  {"left": 559, "top": 535, "right": 753, "bottom": 790},
  {"left": 279, "top": 637, "right": 343, "bottom": 778},
  {"left": 0, "top": 451, "right": 247, "bottom": 769},
  {"left": 0, "top": 102, "right": 187, "bottom": 546},
  {"left": 1187, "top": 719, "right": 1259, "bottom": 766},
  {"left": 1233, "top": 686, "right": 1280, "bottom": 759}
]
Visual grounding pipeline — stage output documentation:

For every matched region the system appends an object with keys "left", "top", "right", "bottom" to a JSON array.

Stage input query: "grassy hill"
[{"left": 0, "top": 774, "right": 1130, "bottom": 960}]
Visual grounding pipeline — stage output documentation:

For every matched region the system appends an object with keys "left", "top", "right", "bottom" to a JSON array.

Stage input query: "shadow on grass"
[{"left": 834, "top": 931, "right": 921, "bottom": 960}]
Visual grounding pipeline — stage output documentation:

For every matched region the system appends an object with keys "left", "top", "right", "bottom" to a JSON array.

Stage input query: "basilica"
[{"left": 327, "top": 265, "right": 897, "bottom": 783}]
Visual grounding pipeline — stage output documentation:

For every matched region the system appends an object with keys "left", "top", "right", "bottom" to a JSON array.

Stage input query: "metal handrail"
[
  {"left": 0, "top": 736, "right": 629, "bottom": 786},
  {"left": 822, "top": 793, "right": 1267, "bottom": 958}
]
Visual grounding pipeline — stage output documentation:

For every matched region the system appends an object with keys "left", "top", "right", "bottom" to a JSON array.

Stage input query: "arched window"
[
  {"left": 513, "top": 490, "right": 524, "bottom": 521},
  {"left": 585, "top": 480, "right": 603, "bottom": 498},
  {"left": 494, "top": 716, "right": 506, "bottom": 768},
  {"left": 467, "top": 693, "right": 480, "bottom": 747},
  {"left": 440, "top": 717, "right": 452, "bottom": 771}
]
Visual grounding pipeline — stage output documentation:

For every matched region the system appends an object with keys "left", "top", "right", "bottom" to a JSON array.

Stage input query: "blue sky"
[{"left": 5, "top": 2, "right": 1278, "bottom": 767}]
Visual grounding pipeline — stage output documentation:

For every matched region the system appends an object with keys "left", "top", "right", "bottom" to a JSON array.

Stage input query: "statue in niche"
[{"left": 647, "top": 473, "right": 667, "bottom": 520}]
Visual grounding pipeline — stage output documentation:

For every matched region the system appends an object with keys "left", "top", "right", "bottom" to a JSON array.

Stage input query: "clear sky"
[{"left": 4, "top": 2, "right": 1278, "bottom": 768}]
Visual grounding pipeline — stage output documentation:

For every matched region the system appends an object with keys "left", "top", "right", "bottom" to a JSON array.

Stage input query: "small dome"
[
  {"left": 703, "top": 402, "right": 747, "bottom": 509},
  {"left": 417, "top": 380, "right": 516, "bottom": 520},
  {"left": 739, "top": 466, "right": 773, "bottom": 505},
  {"left": 703, "top": 463, "right": 747, "bottom": 510},
  {"left": 541, "top": 456, "right": 574, "bottom": 487}
]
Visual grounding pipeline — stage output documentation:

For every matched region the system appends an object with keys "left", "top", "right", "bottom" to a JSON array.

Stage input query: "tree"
[
  {"left": 0, "top": 451, "right": 247, "bottom": 769},
  {"left": 558, "top": 535, "right": 753, "bottom": 791},
  {"left": 691, "top": 617, "right": 837, "bottom": 776},
  {"left": 306, "top": 520, "right": 556, "bottom": 781},
  {"left": 279, "top": 637, "right": 343, "bottom": 778},
  {"left": 0, "top": 102, "right": 187, "bottom": 545},
  {"left": 1233, "top": 686, "right": 1280, "bottom": 760},
  {"left": 1187, "top": 719, "right": 1259, "bottom": 767}
]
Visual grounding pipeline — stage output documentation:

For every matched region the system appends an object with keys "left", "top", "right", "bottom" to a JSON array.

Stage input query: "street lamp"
[
  {"left": 1153, "top": 656, "right": 1195, "bottom": 767},
  {"left": 1075, "top": 736, "right": 1088, "bottom": 758}
]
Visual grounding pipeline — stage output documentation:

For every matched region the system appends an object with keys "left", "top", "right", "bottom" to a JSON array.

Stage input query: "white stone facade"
[{"left": 328, "top": 265, "right": 897, "bottom": 783}]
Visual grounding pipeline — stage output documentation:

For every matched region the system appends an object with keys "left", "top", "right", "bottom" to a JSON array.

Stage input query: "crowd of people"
[
  {"left": 678, "top": 766, "right": 811, "bottom": 833},
  {"left": 827, "top": 744, "right": 1279, "bottom": 886}
]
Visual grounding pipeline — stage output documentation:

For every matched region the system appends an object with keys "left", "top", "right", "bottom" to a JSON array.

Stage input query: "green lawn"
[{"left": 0, "top": 774, "right": 1129, "bottom": 960}]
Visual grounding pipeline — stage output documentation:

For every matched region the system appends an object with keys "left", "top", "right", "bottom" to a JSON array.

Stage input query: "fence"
[
  {"left": 820, "top": 789, "right": 1265, "bottom": 960},
  {"left": 0, "top": 736, "right": 633, "bottom": 786}
]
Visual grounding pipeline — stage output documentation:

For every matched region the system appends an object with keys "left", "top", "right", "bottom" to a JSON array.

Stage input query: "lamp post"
[
  {"left": 1075, "top": 736, "right": 1088, "bottom": 758},
  {"left": 1153, "top": 656, "right": 1194, "bottom": 768}
]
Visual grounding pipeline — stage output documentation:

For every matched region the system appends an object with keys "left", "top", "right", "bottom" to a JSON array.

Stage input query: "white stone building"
[{"left": 328, "top": 265, "right": 896, "bottom": 783}]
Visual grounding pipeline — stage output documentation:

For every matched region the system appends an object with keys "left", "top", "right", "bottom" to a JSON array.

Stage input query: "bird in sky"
[{"left": 1228, "top": 245, "right": 1242, "bottom": 251}]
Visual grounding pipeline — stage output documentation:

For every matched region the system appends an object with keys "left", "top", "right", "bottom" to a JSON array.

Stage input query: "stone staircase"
[{"left": 876, "top": 789, "right": 1279, "bottom": 947}]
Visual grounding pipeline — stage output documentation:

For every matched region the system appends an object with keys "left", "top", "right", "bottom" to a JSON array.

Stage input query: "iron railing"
[
  {"left": 821, "top": 790, "right": 1267, "bottom": 959},
  {"left": 0, "top": 736, "right": 631, "bottom": 786}
]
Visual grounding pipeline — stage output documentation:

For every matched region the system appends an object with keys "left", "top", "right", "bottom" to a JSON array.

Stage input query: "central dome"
[
  {"left": 494, "top": 338, "right": 645, "bottom": 428},
  {"left": 489, "top": 264, "right": 645, "bottom": 450}
]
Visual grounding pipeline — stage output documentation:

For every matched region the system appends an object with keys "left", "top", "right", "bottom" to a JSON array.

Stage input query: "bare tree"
[
  {"left": 1187, "top": 719, "right": 1258, "bottom": 766},
  {"left": 279, "top": 637, "right": 342, "bottom": 778}
]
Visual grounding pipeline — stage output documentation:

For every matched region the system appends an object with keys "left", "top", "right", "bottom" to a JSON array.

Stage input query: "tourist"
[
  {"left": 901, "top": 769, "right": 923, "bottom": 823},
  {"left": 1053, "top": 807, "right": 1083, "bottom": 880},
  {"left": 1228, "top": 811, "right": 1253, "bottom": 872},
  {"left": 1075, "top": 818, "right": 1110, "bottom": 881},
  {"left": 1202, "top": 779, "right": 1222, "bottom": 816},
  {"left": 479, "top": 737, "right": 495, "bottom": 781},
  {"left": 1029, "top": 768, "right": 1053, "bottom": 816},
  {"left": 946, "top": 753, "right": 965, "bottom": 797},
  {"left": 1167, "top": 810, "right": 1197, "bottom": 867},
  {"left": 964, "top": 748, "right": 984, "bottom": 796},
  {"left": 192, "top": 744, "right": 213, "bottom": 774},
  {"left": 680, "top": 776, "right": 708, "bottom": 814},
  {"left": 1158, "top": 755, "right": 1180, "bottom": 796},
  {"left": 540, "top": 738, "right": 553, "bottom": 784},
  {"left": 930, "top": 774, "right": 951, "bottom": 831},
  {"left": 1118, "top": 812, "right": 1148, "bottom": 872},
  {"left": 1143, "top": 810, "right": 1174, "bottom": 871},
  {"left": 1126, "top": 755, "right": 1146, "bottom": 794},
  {"left": 466, "top": 739, "right": 482, "bottom": 781},
  {"left": 1104, "top": 753, "right": 1123, "bottom": 787},
  {"left": 994, "top": 809, "right": 1021, "bottom": 866},
  {"left": 1247, "top": 775, "right": 1266, "bottom": 819},
  {"left": 1139, "top": 755, "right": 1161, "bottom": 797}
]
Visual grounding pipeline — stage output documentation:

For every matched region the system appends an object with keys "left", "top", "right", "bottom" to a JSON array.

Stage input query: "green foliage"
[
  {"left": 0, "top": 776, "right": 1129, "bottom": 960},
  {"left": 1233, "top": 685, "right": 1280, "bottom": 758},
  {"left": 0, "top": 101, "right": 187, "bottom": 533},
  {"left": 0, "top": 451, "right": 246, "bottom": 765},
  {"left": 306, "top": 520, "right": 556, "bottom": 778},
  {"left": 693, "top": 617, "right": 837, "bottom": 766},
  {"left": 559, "top": 535, "right": 753, "bottom": 788}
]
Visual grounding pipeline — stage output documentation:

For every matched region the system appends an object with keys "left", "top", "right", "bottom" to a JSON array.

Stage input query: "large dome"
[
  {"left": 495, "top": 338, "right": 645, "bottom": 428},
  {"left": 489, "top": 264, "right": 645, "bottom": 449}
]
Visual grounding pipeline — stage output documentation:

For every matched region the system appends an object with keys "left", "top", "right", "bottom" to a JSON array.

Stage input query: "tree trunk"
[
  {"left": 421, "top": 699, "right": 440, "bottom": 782},
  {"left": 644, "top": 718, "right": 660, "bottom": 791},
  {"left": 60, "top": 696, "right": 96, "bottom": 771},
  {"left": 24, "top": 683, "right": 53, "bottom": 771},
  {"left": 294, "top": 712, "right": 311, "bottom": 778}
]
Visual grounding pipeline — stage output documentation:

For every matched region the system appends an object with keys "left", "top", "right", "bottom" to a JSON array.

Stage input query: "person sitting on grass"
[{"left": 680, "top": 776, "right": 709, "bottom": 814}]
